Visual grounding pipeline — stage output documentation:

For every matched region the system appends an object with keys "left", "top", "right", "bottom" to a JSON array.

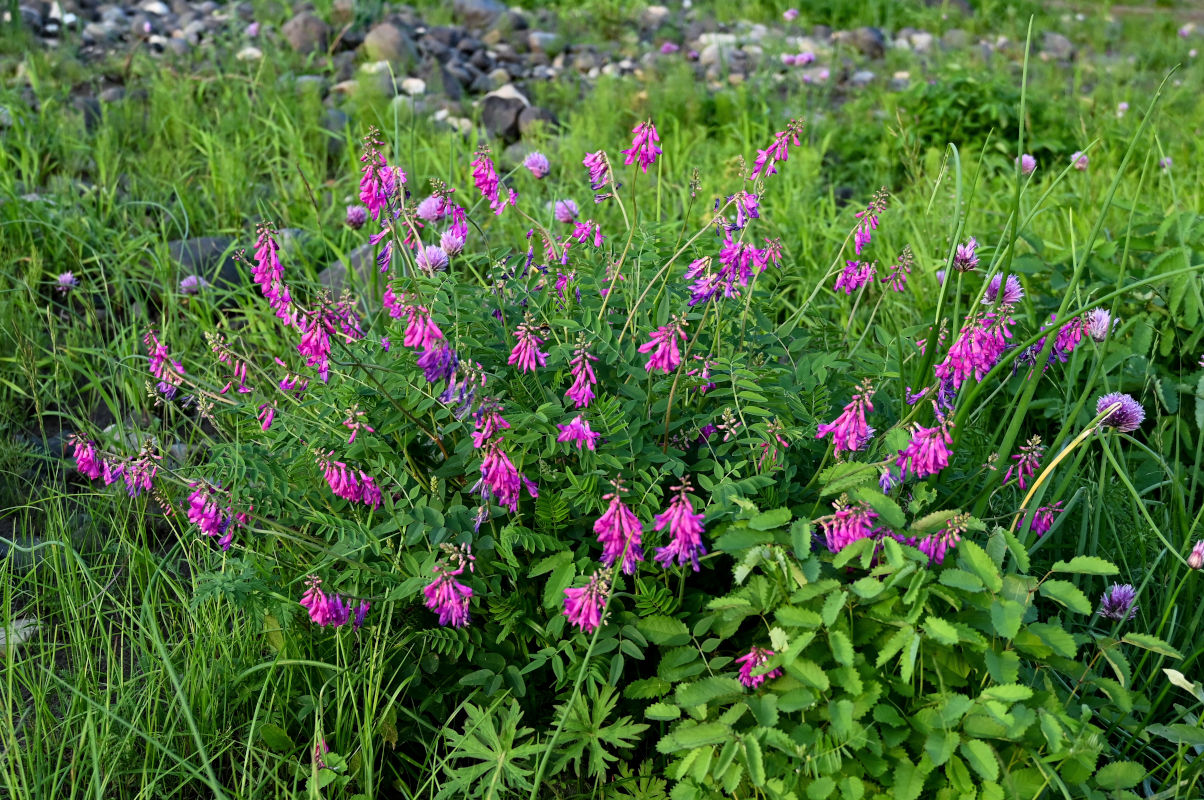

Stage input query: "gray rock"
[
  {"left": 480, "top": 94, "right": 524, "bottom": 141},
  {"left": 698, "top": 42, "right": 732, "bottom": 68},
  {"left": 517, "top": 105, "right": 557, "bottom": 136},
  {"left": 839, "top": 26, "right": 886, "bottom": 58},
  {"left": 641, "top": 4, "right": 670, "bottom": 29},
  {"left": 74, "top": 95, "right": 101, "bottom": 132},
  {"left": 527, "top": 30, "right": 562, "bottom": 55},
  {"left": 236, "top": 45, "right": 262, "bottom": 60},
  {"left": 17, "top": 4, "right": 42, "bottom": 30},
  {"left": 941, "top": 28, "right": 969, "bottom": 49},
  {"left": 419, "top": 33, "right": 451, "bottom": 59},
  {"left": 165, "top": 37, "right": 190, "bottom": 56},
  {"left": 281, "top": 11, "right": 328, "bottom": 55},
  {"left": 362, "top": 22, "right": 409, "bottom": 63},
  {"left": 850, "top": 69, "right": 875, "bottom": 87},
  {"left": 82, "top": 21, "right": 117, "bottom": 42},
  {"left": 400, "top": 76, "right": 425, "bottom": 96},
  {"left": 98, "top": 86, "right": 125, "bottom": 102},
  {"left": 0, "top": 107, "right": 12, "bottom": 129},
  {"left": 911, "top": 31, "right": 934, "bottom": 53},
  {"left": 168, "top": 237, "right": 240, "bottom": 288},
  {"left": 1041, "top": 31, "right": 1074, "bottom": 60},
  {"left": 452, "top": 0, "right": 503, "bottom": 29},
  {"left": 295, "top": 74, "right": 327, "bottom": 94},
  {"left": 320, "top": 107, "right": 348, "bottom": 160},
  {"left": 319, "top": 243, "right": 377, "bottom": 292},
  {"left": 139, "top": 0, "right": 169, "bottom": 14}
]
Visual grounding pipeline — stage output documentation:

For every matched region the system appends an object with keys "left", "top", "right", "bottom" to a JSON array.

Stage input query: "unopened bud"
[{"left": 1188, "top": 540, "right": 1204, "bottom": 570}]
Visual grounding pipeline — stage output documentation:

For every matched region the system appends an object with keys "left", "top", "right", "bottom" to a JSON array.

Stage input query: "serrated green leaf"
[
  {"left": 818, "top": 462, "right": 877, "bottom": 496},
  {"left": 1050, "top": 556, "right": 1119, "bottom": 576},
  {"left": 984, "top": 650, "right": 1019, "bottom": 683},
  {"left": 828, "top": 630, "right": 854, "bottom": 665},
  {"left": 786, "top": 659, "right": 829, "bottom": 691},
  {"left": 1122, "top": 633, "right": 1183, "bottom": 659},
  {"left": 1030, "top": 622, "right": 1077, "bottom": 658},
  {"left": 1094, "top": 761, "right": 1145, "bottom": 790},
  {"left": 675, "top": 677, "right": 746, "bottom": 708},
  {"left": 645, "top": 702, "right": 682, "bottom": 721},
  {"left": 980, "top": 684, "right": 1034, "bottom": 704},
  {"left": 892, "top": 756, "right": 929, "bottom": 800},
  {"left": 851, "top": 576, "right": 884, "bottom": 599},
  {"left": 960, "top": 740, "right": 999, "bottom": 782},
  {"left": 746, "top": 694, "right": 778, "bottom": 727},
  {"left": 958, "top": 540, "right": 1003, "bottom": 593},
  {"left": 657, "top": 722, "right": 731, "bottom": 753},
  {"left": 939, "top": 569, "right": 984, "bottom": 593},
  {"left": 850, "top": 487, "right": 907, "bottom": 528},
  {"left": 990, "top": 599, "right": 1024, "bottom": 639},
  {"left": 749, "top": 507, "right": 791, "bottom": 531},
  {"left": 639, "top": 615, "right": 691, "bottom": 646},
  {"left": 1039, "top": 579, "right": 1093, "bottom": 615},
  {"left": 742, "top": 735, "right": 765, "bottom": 786},
  {"left": 776, "top": 605, "right": 823, "bottom": 628},
  {"left": 923, "top": 616, "right": 959, "bottom": 646}
]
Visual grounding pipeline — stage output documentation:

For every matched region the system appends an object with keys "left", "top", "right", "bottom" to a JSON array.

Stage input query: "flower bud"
[{"left": 1188, "top": 540, "right": 1204, "bottom": 570}]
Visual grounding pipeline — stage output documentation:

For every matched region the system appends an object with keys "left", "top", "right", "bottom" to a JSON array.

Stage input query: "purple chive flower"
[
  {"left": 621, "top": 119, "right": 662, "bottom": 174},
  {"left": 1188, "top": 540, "right": 1204, "bottom": 570},
  {"left": 816, "top": 381, "right": 875, "bottom": 453},
  {"left": 300, "top": 576, "right": 351, "bottom": 628},
  {"left": 179, "top": 274, "right": 209, "bottom": 295},
  {"left": 508, "top": 319, "right": 547, "bottom": 373},
  {"left": 749, "top": 119, "right": 804, "bottom": 181},
  {"left": 563, "top": 572, "right": 610, "bottom": 634},
  {"left": 952, "top": 236, "right": 979, "bottom": 272},
  {"left": 783, "top": 8, "right": 799, "bottom": 21},
  {"left": 817, "top": 499, "right": 878, "bottom": 554},
  {"left": 1017, "top": 154, "right": 1037, "bottom": 175},
  {"left": 1096, "top": 392, "right": 1144, "bottom": 433},
  {"left": 1025, "top": 501, "right": 1063, "bottom": 538},
  {"left": 554, "top": 199, "right": 580, "bottom": 223},
  {"left": 1098, "top": 583, "right": 1137, "bottom": 621},
  {"left": 660, "top": 41, "right": 680, "bottom": 54},
  {"left": 440, "top": 230, "right": 465, "bottom": 256},
  {"left": 1084, "top": 308, "right": 1116, "bottom": 342},
  {"left": 345, "top": 205, "right": 368, "bottom": 229},
  {"left": 566, "top": 343, "right": 599, "bottom": 408},
  {"left": 1071, "top": 151, "right": 1089, "bottom": 171},
  {"left": 652, "top": 483, "right": 707, "bottom": 571},
  {"left": 895, "top": 412, "right": 954, "bottom": 480},
  {"left": 245, "top": 21, "right": 259, "bottom": 37},
  {"left": 736, "top": 647, "right": 782, "bottom": 689},
  {"left": 56, "top": 271, "right": 80, "bottom": 294},
  {"left": 638, "top": 317, "right": 687, "bottom": 374},
  {"left": 70, "top": 436, "right": 103, "bottom": 480},
  {"left": 595, "top": 483, "right": 644, "bottom": 575},
  {"left": 1003, "top": 436, "right": 1044, "bottom": 490},
  {"left": 1116, "top": 102, "right": 1129, "bottom": 117},
  {"left": 557, "top": 415, "right": 600, "bottom": 451},
  {"left": 780, "top": 53, "right": 797, "bottom": 66},
  {"left": 415, "top": 195, "right": 446, "bottom": 221},
  {"left": 833, "top": 260, "right": 876, "bottom": 294},
  {"left": 1160, "top": 157, "right": 1172, "bottom": 171},
  {"left": 416, "top": 244, "right": 449, "bottom": 273},
  {"left": 983, "top": 273, "right": 1023, "bottom": 305},
  {"left": 523, "top": 151, "right": 550, "bottom": 179}
]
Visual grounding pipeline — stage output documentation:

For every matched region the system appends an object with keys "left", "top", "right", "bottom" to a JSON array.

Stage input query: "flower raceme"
[
  {"left": 816, "top": 381, "right": 875, "bottom": 454},
  {"left": 621, "top": 119, "right": 662, "bottom": 173},
  {"left": 817, "top": 499, "right": 878, "bottom": 554},
  {"left": 652, "top": 484, "right": 707, "bottom": 571},
  {"left": 70, "top": 435, "right": 103, "bottom": 480},
  {"left": 639, "top": 317, "right": 688, "bottom": 374},
  {"left": 595, "top": 486, "right": 644, "bottom": 575},
  {"left": 508, "top": 319, "right": 548, "bottom": 373},
  {"left": 896, "top": 412, "right": 955, "bottom": 480},
  {"left": 749, "top": 119, "right": 804, "bottom": 181},
  {"left": 833, "top": 260, "right": 875, "bottom": 294},
  {"left": 423, "top": 544, "right": 475, "bottom": 628},
  {"left": 300, "top": 575, "right": 352, "bottom": 628},
  {"left": 557, "top": 415, "right": 600, "bottom": 451},
  {"left": 736, "top": 647, "right": 782, "bottom": 689},
  {"left": 563, "top": 572, "right": 611, "bottom": 634},
  {"left": 566, "top": 343, "right": 599, "bottom": 408}
]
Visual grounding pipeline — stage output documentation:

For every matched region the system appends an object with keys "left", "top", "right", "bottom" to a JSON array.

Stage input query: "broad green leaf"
[
  {"left": 850, "top": 487, "right": 907, "bottom": 528},
  {"left": 1145, "top": 724, "right": 1204, "bottom": 747},
  {"left": 892, "top": 756, "right": 930, "bottom": 800},
  {"left": 786, "top": 659, "right": 829, "bottom": 691},
  {"left": 791, "top": 519, "right": 812, "bottom": 558},
  {"left": 1122, "top": 633, "right": 1183, "bottom": 659},
  {"left": 938, "top": 569, "right": 984, "bottom": 593},
  {"left": 828, "top": 630, "right": 854, "bottom": 665},
  {"left": 1029, "top": 622, "right": 1077, "bottom": 658},
  {"left": 980, "top": 684, "right": 1034, "bottom": 704},
  {"left": 742, "top": 735, "right": 765, "bottom": 786},
  {"left": 749, "top": 507, "right": 791, "bottom": 531},
  {"left": 925, "top": 730, "right": 959, "bottom": 767},
  {"left": 746, "top": 695, "right": 778, "bottom": 728},
  {"left": 960, "top": 740, "right": 999, "bottom": 782},
  {"left": 639, "top": 615, "right": 691, "bottom": 646},
  {"left": 258, "top": 723, "right": 293, "bottom": 752},
  {"left": 624, "top": 677, "right": 671, "bottom": 699},
  {"left": 923, "top": 616, "right": 959, "bottom": 646},
  {"left": 958, "top": 540, "right": 1003, "bottom": 593},
  {"left": 776, "top": 606, "right": 823, "bottom": 628},
  {"left": 645, "top": 702, "right": 681, "bottom": 721},
  {"left": 806, "top": 776, "right": 836, "bottom": 800},
  {"left": 1039, "top": 711, "right": 1066, "bottom": 752},
  {"left": 818, "top": 462, "right": 877, "bottom": 496},
  {"left": 989, "top": 599, "right": 1024, "bottom": 639},
  {"left": 984, "top": 650, "right": 1019, "bottom": 684},
  {"left": 1039, "top": 580, "right": 1093, "bottom": 615},
  {"left": 657, "top": 722, "right": 731, "bottom": 752},
  {"left": 1094, "top": 761, "right": 1145, "bottom": 790},
  {"left": 851, "top": 576, "right": 884, "bottom": 599},
  {"left": 1050, "top": 556, "right": 1119, "bottom": 576},
  {"left": 675, "top": 677, "right": 746, "bottom": 708}
]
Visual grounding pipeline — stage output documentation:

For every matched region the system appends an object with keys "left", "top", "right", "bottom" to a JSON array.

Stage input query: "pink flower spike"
[
  {"left": 507, "top": 320, "right": 548, "bottom": 373},
  {"left": 816, "top": 381, "right": 875, "bottom": 453},
  {"left": 70, "top": 435, "right": 103, "bottom": 480},
  {"left": 621, "top": 119, "right": 662, "bottom": 174},
  {"left": 563, "top": 572, "right": 611, "bottom": 633},
  {"left": 566, "top": 343, "right": 599, "bottom": 408},
  {"left": 736, "top": 647, "right": 782, "bottom": 689},
  {"left": 638, "top": 316, "right": 688, "bottom": 374},
  {"left": 895, "top": 411, "right": 955, "bottom": 480},
  {"left": 556, "top": 415, "right": 600, "bottom": 451},
  {"left": 595, "top": 482, "right": 644, "bottom": 575},
  {"left": 652, "top": 484, "right": 707, "bottom": 571}
]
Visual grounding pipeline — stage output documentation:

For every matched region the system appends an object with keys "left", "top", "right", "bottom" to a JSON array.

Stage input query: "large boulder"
[
  {"left": 167, "top": 237, "right": 240, "bottom": 289},
  {"left": 362, "top": 22, "right": 415, "bottom": 64},
  {"left": 282, "top": 11, "right": 329, "bottom": 54},
  {"left": 452, "top": 0, "right": 503, "bottom": 29}
]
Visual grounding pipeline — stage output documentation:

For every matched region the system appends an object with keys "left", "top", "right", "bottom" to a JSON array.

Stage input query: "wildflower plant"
[{"left": 57, "top": 104, "right": 1199, "bottom": 800}]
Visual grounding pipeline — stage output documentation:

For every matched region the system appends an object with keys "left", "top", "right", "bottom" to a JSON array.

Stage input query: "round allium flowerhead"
[
  {"left": 1096, "top": 392, "right": 1144, "bottom": 433},
  {"left": 1071, "top": 151, "right": 1089, "bottom": 170},
  {"left": 415, "top": 195, "right": 446, "bottom": 222},
  {"left": 55, "top": 271, "right": 80, "bottom": 294},
  {"left": 1098, "top": 583, "right": 1138, "bottom": 621},
  {"left": 554, "top": 199, "right": 579, "bottom": 224},
  {"left": 416, "top": 244, "right": 449, "bottom": 273},
  {"left": 983, "top": 273, "right": 1023, "bottom": 305},
  {"left": 1159, "top": 156, "right": 1172, "bottom": 171},
  {"left": 783, "top": 7, "right": 799, "bottom": 21},
  {"left": 660, "top": 41, "right": 680, "bottom": 55},
  {"left": 780, "top": 53, "right": 796, "bottom": 66},
  {"left": 345, "top": 205, "right": 368, "bottom": 229},
  {"left": 1083, "top": 308, "right": 1115, "bottom": 342},
  {"left": 523, "top": 151, "right": 550, "bottom": 179},
  {"left": 179, "top": 275, "right": 210, "bottom": 295},
  {"left": 1188, "top": 540, "right": 1204, "bottom": 570},
  {"left": 1116, "top": 101, "right": 1129, "bottom": 117},
  {"left": 440, "top": 230, "right": 465, "bottom": 256},
  {"left": 1017, "top": 153, "right": 1037, "bottom": 175}
]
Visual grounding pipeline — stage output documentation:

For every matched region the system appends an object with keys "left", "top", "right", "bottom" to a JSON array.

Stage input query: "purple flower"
[
  {"left": 917, "top": 514, "right": 967, "bottom": 565},
  {"left": 1160, "top": 157, "right": 1172, "bottom": 171},
  {"left": 416, "top": 244, "right": 449, "bottom": 273},
  {"left": 852, "top": 189, "right": 888, "bottom": 255},
  {"left": 595, "top": 486, "right": 644, "bottom": 575},
  {"left": 415, "top": 195, "right": 446, "bottom": 221},
  {"left": 557, "top": 415, "right": 600, "bottom": 451},
  {"left": 563, "top": 572, "right": 610, "bottom": 633},
  {"left": 749, "top": 120, "right": 804, "bottom": 181},
  {"left": 895, "top": 414, "right": 954, "bottom": 480},
  {"left": 817, "top": 499, "right": 877, "bottom": 554},
  {"left": 352, "top": 601, "right": 370, "bottom": 630},
  {"left": 359, "top": 132, "right": 402, "bottom": 221},
  {"left": 621, "top": 119, "right": 662, "bottom": 174},
  {"left": 881, "top": 246, "right": 913, "bottom": 292},
  {"left": 417, "top": 342, "right": 458, "bottom": 385},
  {"left": 816, "top": 382, "right": 875, "bottom": 453},
  {"left": 554, "top": 199, "right": 579, "bottom": 223},
  {"left": 736, "top": 647, "right": 782, "bottom": 689},
  {"left": 1096, "top": 392, "right": 1144, "bottom": 433},
  {"left": 1071, "top": 151, "right": 1089, "bottom": 171},
  {"left": 423, "top": 571, "right": 472, "bottom": 628},
  {"left": 144, "top": 329, "right": 186, "bottom": 397},
  {"left": 1025, "top": 501, "right": 1062, "bottom": 538},
  {"left": 523, "top": 151, "right": 550, "bottom": 178},
  {"left": 179, "top": 274, "right": 209, "bottom": 295},
  {"left": 935, "top": 307, "right": 1014, "bottom": 390},
  {"left": 440, "top": 230, "right": 465, "bottom": 256},
  {"left": 56, "top": 271, "right": 79, "bottom": 294},
  {"left": 1016, "top": 154, "right": 1037, "bottom": 175},
  {"left": 472, "top": 149, "right": 504, "bottom": 213},
  {"left": 659, "top": 41, "right": 680, "bottom": 54},
  {"left": 1003, "top": 436, "right": 1044, "bottom": 490},
  {"left": 566, "top": 344, "right": 598, "bottom": 408},
  {"left": 952, "top": 236, "right": 979, "bottom": 272},
  {"left": 474, "top": 441, "right": 536, "bottom": 513},
  {"left": 652, "top": 484, "right": 707, "bottom": 571},
  {"left": 583, "top": 150, "right": 609, "bottom": 190},
  {"left": 508, "top": 320, "right": 547, "bottom": 373},
  {"left": 783, "top": 8, "right": 799, "bottom": 21},
  {"left": 300, "top": 576, "right": 351, "bottom": 628},
  {"left": 1098, "top": 583, "right": 1137, "bottom": 621},
  {"left": 252, "top": 223, "right": 293, "bottom": 323},
  {"left": 345, "top": 205, "right": 368, "bottom": 229},
  {"left": 245, "top": 21, "right": 259, "bottom": 37},
  {"left": 833, "top": 260, "right": 875, "bottom": 294},
  {"left": 1084, "top": 308, "right": 1116, "bottom": 342},
  {"left": 70, "top": 435, "right": 103, "bottom": 480},
  {"left": 258, "top": 403, "right": 276, "bottom": 431},
  {"left": 638, "top": 318, "right": 687, "bottom": 374},
  {"left": 1116, "top": 102, "right": 1129, "bottom": 117},
  {"left": 983, "top": 273, "right": 1023, "bottom": 305},
  {"left": 1188, "top": 540, "right": 1204, "bottom": 570}
]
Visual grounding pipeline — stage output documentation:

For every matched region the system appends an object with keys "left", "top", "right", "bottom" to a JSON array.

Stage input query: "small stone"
[
  {"left": 165, "top": 37, "right": 190, "bottom": 55},
  {"left": 527, "top": 30, "right": 562, "bottom": 55},
  {"left": 840, "top": 26, "right": 886, "bottom": 58},
  {"left": 139, "top": 0, "right": 169, "bottom": 14},
  {"left": 400, "top": 76, "right": 425, "bottom": 96},
  {"left": 168, "top": 237, "right": 240, "bottom": 289},
  {"left": 318, "top": 243, "right": 377, "bottom": 292},
  {"left": 480, "top": 94, "right": 524, "bottom": 141},
  {"left": 851, "top": 69, "right": 875, "bottom": 86},
  {"left": 236, "top": 46, "right": 262, "bottom": 60},
  {"left": 281, "top": 11, "right": 328, "bottom": 55},
  {"left": 517, "top": 105, "right": 556, "bottom": 136},
  {"left": 911, "top": 31, "right": 934, "bottom": 53},
  {"left": 890, "top": 70, "right": 910, "bottom": 90},
  {"left": 362, "top": 22, "right": 412, "bottom": 63},
  {"left": 1041, "top": 31, "right": 1074, "bottom": 60},
  {"left": 99, "top": 86, "right": 125, "bottom": 102},
  {"left": 641, "top": 4, "right": 670, "bottom": 28},
  {"left": 452, "top": 0, "right": 503, "bottom": 28},
  {"left": 488, "top": 66, "right": 510, "bottom": 85},
  {"left": 321, "top": 107, "right": 349, "bottom": 160},
  {"left": 941, "top": 28, "right": 969, "bottom": 49}
]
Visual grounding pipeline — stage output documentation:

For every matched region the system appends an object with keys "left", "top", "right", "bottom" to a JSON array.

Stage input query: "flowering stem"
[{"left": 661, "top": 305, "right": 712, "bottom": 450}]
